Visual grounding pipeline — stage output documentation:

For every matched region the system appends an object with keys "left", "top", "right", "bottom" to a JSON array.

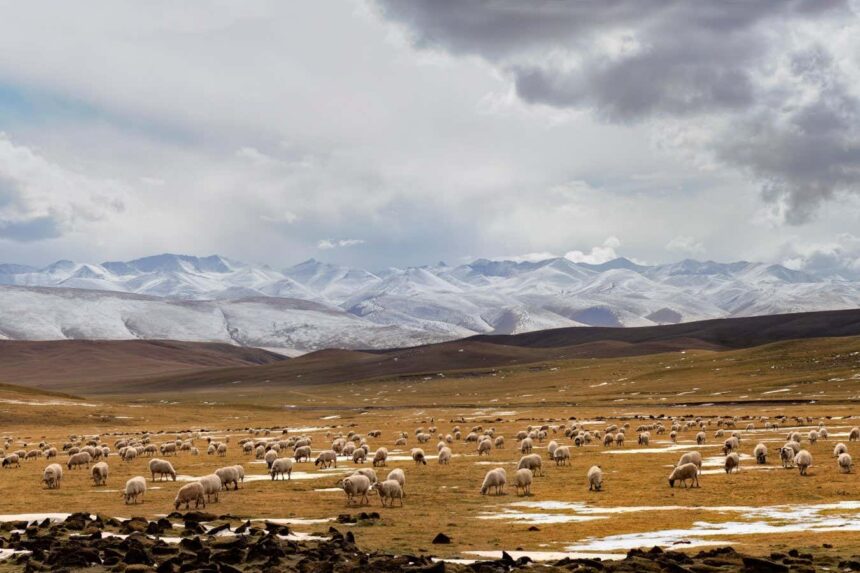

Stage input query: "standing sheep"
[
  {"left": 587, "top": 465, "right": 603, "bottom": 491},
  {"left": 725, "top": 452, "right": 740, "bottom": 473},
  {"left": 314, "top": 450, "right": 338, "bottom": 469},
  {"left": 174, "top": 482, "right": 206, "bottom": 510},
  {"left": 199, "top": 474, "right": 222, "bottom": 503},
  {"left": 372, "top": 448, "right": 388, "bottom": 467},
  {"left": 338, "top": 474, "right": 371, "bottom": 505},
  {"left": 386, "top": 468, "right": 406, "bottom": 495},
  {"left": 553, "top": 446, "right": 571, "bottom": 466},
  {"left": 677, "top": 451, "right": 703, "bottom": 472},
  {"left": 794, "top": 449, "right": 813, "bottom": 475},
  {"left": 753, "top": 443, "right": 768, "bottom": 464},
  {"left": 838, "top": 453, "right": 854, "bottom": 474},
  {"left": 480, "top": 468, "right": 507, "bottom": 495},
  {"left": 438, "top": 447, "right": 452, "bottom": 465},
  {"left": 513, "top": 468, "right": 532, "bottom": 496},
  {"left": 67, "top": 451, "right": 92, "bottom": 470},
  {"left": 517, "top": 454, "right": 543, "bottom": 477},
  {"left": 42, "top": 463, "right": 63, "bottom": 489},
  {"left": 122, "top": 476, "right": 147, "bottom": 504},
  {"left": 373, "top": 479, "right": 404, "bottom": 507},
  {"left": 91, "top": 462, "right": 109, "bottom": 486},
  {"left": 215, "top": 466, "right": 241, "bottom": 490},
  {"left": 149, "top": 459, "right": 177, "bottom": 482},
  {"left": 270, "top": 458, "right": 293, "bottom": 480},
  {"left": 668, "top": 463, "right": 700, "bottom": 488}
]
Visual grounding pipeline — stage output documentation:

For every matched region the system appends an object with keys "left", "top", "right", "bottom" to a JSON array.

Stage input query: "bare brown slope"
[{"left": 0, "top": 340, "right": 285, "bottom": 390}]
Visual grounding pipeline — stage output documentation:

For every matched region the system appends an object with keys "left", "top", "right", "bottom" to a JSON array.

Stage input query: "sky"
[{"left": 1, "top": 1, "right": 860, "bottom": 275}]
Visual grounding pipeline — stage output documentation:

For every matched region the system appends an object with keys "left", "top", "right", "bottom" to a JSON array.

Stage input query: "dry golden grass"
[{"left": 1, "top": 336, "right": 859, "bottom": 561}]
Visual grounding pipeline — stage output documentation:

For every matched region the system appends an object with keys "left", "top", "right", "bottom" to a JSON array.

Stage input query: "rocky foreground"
[{"left": 0, "top": 512, "right": 856, "bottom": 572}]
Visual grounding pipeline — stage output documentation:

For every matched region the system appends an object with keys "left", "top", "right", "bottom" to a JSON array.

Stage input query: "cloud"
[
  {"left": 0, "top": 134, "right": 126, "bottom": 242},
  {"left": 317, "top": 238, "right": 366, "bottom": 250},
  {"left": 564, "top": 236, "right": 621, "bottom": 264},
  {"left": 666, "top": 235, "right": 705, "bottom": 255},
  {"left": 781, "top": 233, "right": 860, "bottom": 279},
  {"left": 375, "top": 1, "right": 860, "bottom": 223}
]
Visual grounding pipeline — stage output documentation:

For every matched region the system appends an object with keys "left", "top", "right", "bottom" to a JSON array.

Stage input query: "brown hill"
[{"left": 0, "top": 340, "right": 285, "bottom": 391}]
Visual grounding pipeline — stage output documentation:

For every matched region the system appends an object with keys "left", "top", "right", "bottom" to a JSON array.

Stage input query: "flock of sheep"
[{"left": 0, "top": 414, "right": 856, "bottom": 513}]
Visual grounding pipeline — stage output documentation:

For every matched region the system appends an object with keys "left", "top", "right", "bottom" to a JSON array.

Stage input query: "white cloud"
[
  {"left": 317, "top": 238, "right": 366, "bottom": 250},
  {"left": 564, "top": 237, "right": 621, "bottom": 264},
  {"left": 666, "top": 235, "right": 705, "bottom": 255},
  {"left": 780, "top": 234, "right": 860, "bottom": 279}
]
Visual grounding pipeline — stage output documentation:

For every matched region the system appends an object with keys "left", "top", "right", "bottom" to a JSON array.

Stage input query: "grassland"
[{"left": 1, "top": 334, "right": 859, "bottom": 564}]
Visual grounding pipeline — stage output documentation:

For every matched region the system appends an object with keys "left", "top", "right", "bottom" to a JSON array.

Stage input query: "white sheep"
[
  {"left": 174, "top": 482, "right": 206, "bottom": 510},
  {"left": 353, "top": 468, "right": 377, "bottom": 484},
  {"left": 294, "top": 445, "right": 312, "bottom": 463},
  {"left": 149, "top": 458, "right": 177, "bottom": 482},
  {"left": 216, "top": 466, "right": 241, "bottom": 490},
  {"left": 123, "top": 476, "right": 147, "bottom": 504},
  {"left": 480, "top": 467, "right": 507, "bottom": 495},
  {"left": 314, "top": 450, "right": 338, "bottom": 469},
  {"left": 411, "top": 448, "right": 427, "bottom": 465},
  {"left": 547, "top": 440, "right": 559, "bottom": 459},
  {"left": 2, "top": 454, "right": 20, "bottom": 468},
  {"left": 517, "top": 454, "right": 543, "bottom": 477},
  {"left": 386, "top": 468, "right": 406, "bottom": 495},
  {"left": 833, "top": 443, "right": 848, "bottom": 457},
  {"left": 265, "top": 450, "right": 278, "bottom": 469},
  {"left": 780, "top": 446, "right": 795, "bottom": 468},
  {"left": 838, "top": 453, "right": 854, "bottom": 474},
  {"left": 67, "top": 451, "right": 92, "bottom": 470},
  {"left": 42, "top": 463, "right": 63, "bottom": 489},
  {"left": 850, "top": 427, "right": 860, "bottom": 442},
  {"left": 696, "top": 432, "right": 706, "bottom": 445},
  {"left": 587, "top": 465, "right": 603, "bottom": 491},
  {"left": 373, "top": 479, "right": 404, "bottom": 507},
  {"left": 91, "top": 462, "right": 109, "bottom": 486},
  {"left": 753, "top": 443, "right": 767, "bottom": 464},
  {"left": 513, "top": 468, "right": 532, "bottom": 496},
  {"left": 477, "top": 439, "right": 492, "bottom": 456},
  {"left": 668, "top": 463, "right": 700, "bottom": 488},
  {"left": 270, "top": 458, "right": 293, "bottom": 480},
  {"left": 339, "top": 474, "right": 371, "bottom": 505},
  {"left": 372, "top": 448, "right": 388, "bottom": 467},
  {"left": 725, "top": 452, "right": 740, "bottom": 473},
  {"left": 217, "top": 443, "right": 228, "bottom": 457},
  {"left": 438, "top": 447, "right": 452, "bottom": 465},
  {"left": 553, "top": 446, "right": 571, "bottom": 466},
  {"left": 794, "top": 449, "right": 813, "bottom": 475},
  {"left": 199, "top": 474, "right": 222, "bottom": 503},
  {"left": 677, "top": 451, "right": 703, "bottom": 472}
]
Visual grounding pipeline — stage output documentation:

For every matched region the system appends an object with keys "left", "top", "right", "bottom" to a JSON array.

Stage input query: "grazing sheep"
[
  {"left": 438, "top": 447, "right": 452, "bottom": 465},
  {"left": 353, "top": 468, "right": 378, "bottom": 484},
  {"left": 2, "top": 454, "right": 20, "bottom": 468},
  {"left": 480, "top": 468, "right": 507, "bottom": 495},
  {"left": 668, "top": 463, "right": 700, "bottom": 488},
  {"left": 614, "top": 433, "right": 625, "bottom": 447},
  {"left": 754, "top": 443, "right": 768, "bottom": 464},
  {"left": 638, "top": 432, "right": 650, "bottom": 446},
  {"left": 794, "top": 450, "right": 813, "bottom": 475},
  {"left": 386, "top": 468, "right": 406, "bottom": 494},
  {"left": 149, "top": 459, "right": 177, "bottom": 482},
  {"left": 808, "top": 430, "right": 819, "bottom": 444},
  {"left": 411, "top": 448, "right": 427, "bottom": 466},
  {"left": 838, "top": 453, "right": 854, "bottom": 474},
  {"left": 372, "top": 448, "right": 388, "bottom": 467},
  {"left": 174, "top": 482, "right": 206, "bottom": 510},
  {"left": 517, "top": 454, "right": 543, "bottom": 477},
  {"left": 603, "top": 433, "right": 614, "bottom": 447},
  {"left": 373, "top": 479, "right": 404, "bottom": 507},
  {"left": 122, "top": 476, "right": 147, "bottom": 504},
  {"left": 265, "top": 450, "right": 278, "bottom": 469},
  {"left": 513, "top": 468, "right": 533, "bottom": 496},
  {"left": 547, "top": 440, "right": 559, "bottom": 459},
  {"left": 725, "top": 452, "right": 740, "bottom": 473},
  {"left": 42, "top": 463, "right": 63, "bottom": 489},
  {"left": 91, "top": 462, "right": 109, "bottom": 486},
  {"left": 352, "top": 448, "right": 366, "bottom": 464},
  {"left": 199, "top": 474, "right": 222, "bottom": 502},
  {"left": 520, "top": 437, "right": 533, "bottom": 454},
  {"left": 494, "top": 436, "right": 504, "bottom": 449},
  {"left": 850, "top": 427, "right": 860, "bottom": 442},
  {"left": 294, "top": 445, "right": 312, "bottom": 463},
  {"left": 314, "top": 450, "right": 338, "bottom": 469},
  {"left": 553, "top": 446, "right": 571, "bottom": 466},
  {"left": 44, "top": 447, "right": 58, "bottom": 460},
  {"left": 217, "top": 443, "right": 228, "bottom": 457},
  {"left": 216, "top": 466, "right": 241, "bottom": 490},
  {"left": 696, "top": 432, "right": 706, "bottom": 445},
  {"left": 339, "top": 474, "right": 371, "bottom": 505},
  {"left": 270, "top": 458, "right": 293, "bottom": 480},
  {"left": 677, "top": 451, "right": 703, "bottom": 472},
  {"left": 232, "top": 464, "right": 245, "bottom": 485},
  {"left": 834, "top": 443, "right": 848, "bottom": 457},
  {"left": 587, "top": 465, "right": 603, "bottom": 491},
  {"left": 477, "top": 439, "right": 492, "bottom": 456},
  {"left": 780, "top": 446, "right": 796, "bottom": 468},
  {"left": 67, "top": 451, "right": 92, "bottom": 470},
  {"left": 722, "top": 437, "right": 739, "bottom": 455}
]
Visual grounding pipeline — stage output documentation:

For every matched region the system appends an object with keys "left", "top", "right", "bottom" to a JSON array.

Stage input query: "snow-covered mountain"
[{"left": 1, "top": 253, "right": 858, "bottom": 354}]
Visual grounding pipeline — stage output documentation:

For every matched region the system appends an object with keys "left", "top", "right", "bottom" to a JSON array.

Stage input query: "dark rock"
[
  {"left": 431, "top": 533, "right": 451, "bottom": 545},
  {"left": 741, "top": 556, "right": 789, "bottom": 573}
]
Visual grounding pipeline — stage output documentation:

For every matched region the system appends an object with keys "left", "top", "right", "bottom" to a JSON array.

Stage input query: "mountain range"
[{"left": 1, "top": 253, "right": 858, "bottom": 354}]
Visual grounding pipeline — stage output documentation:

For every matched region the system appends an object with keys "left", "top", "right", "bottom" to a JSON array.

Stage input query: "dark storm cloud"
[{"left": 375, "top": 0, "right": 859, "bottom": 223}]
